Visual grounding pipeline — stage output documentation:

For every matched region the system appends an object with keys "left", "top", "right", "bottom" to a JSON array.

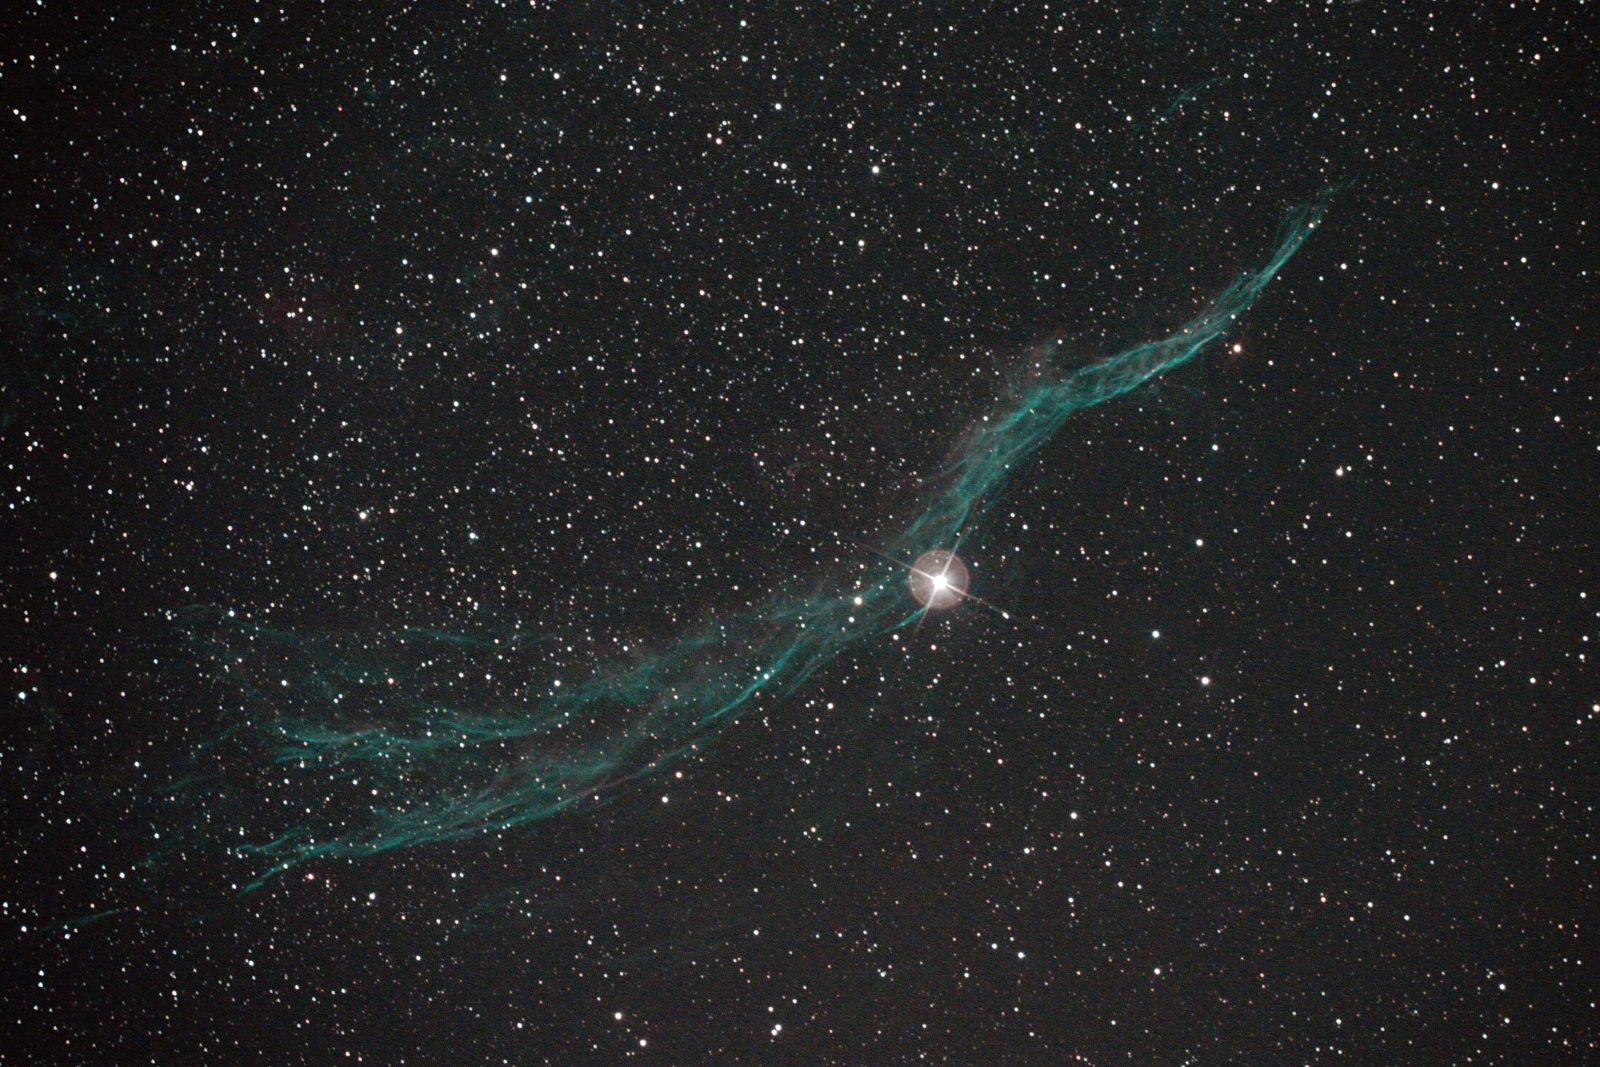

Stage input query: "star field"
[{"left": 2, "top": 2, "right": 1594, "bottom": 1063}]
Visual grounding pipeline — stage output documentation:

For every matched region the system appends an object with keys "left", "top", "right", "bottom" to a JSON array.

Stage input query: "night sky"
[{"left": 3, "top": 2, "right": 1595, "bottom": 1063}]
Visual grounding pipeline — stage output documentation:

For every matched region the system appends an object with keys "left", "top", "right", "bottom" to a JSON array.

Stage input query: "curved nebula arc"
[{"left": 179, "top": 195, "right": 1333, "bottom": 888}]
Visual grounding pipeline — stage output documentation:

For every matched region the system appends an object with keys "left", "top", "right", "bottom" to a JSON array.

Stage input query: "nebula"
[{"left": 175, "top": 194, "right": 1333, "bottom": 889}]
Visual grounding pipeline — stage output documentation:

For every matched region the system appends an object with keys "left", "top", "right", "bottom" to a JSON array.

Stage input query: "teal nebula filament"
[{"left": 185, "top": 196, "right": 1331, "bottom": 888}]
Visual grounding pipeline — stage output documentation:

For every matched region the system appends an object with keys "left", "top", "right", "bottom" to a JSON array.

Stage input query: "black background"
[{"left": 3, "top": 1, "right": 1594, "bottom": 1063}]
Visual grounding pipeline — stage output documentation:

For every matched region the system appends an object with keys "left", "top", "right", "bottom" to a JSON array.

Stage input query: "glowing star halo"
[{"left": 908, "top": 549, "right": 969, "bottom": 610}]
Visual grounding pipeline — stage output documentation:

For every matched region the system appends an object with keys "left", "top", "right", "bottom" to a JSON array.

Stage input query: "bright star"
[{"left": 908, "top": 550, "right": 968, "bottom": 610}]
